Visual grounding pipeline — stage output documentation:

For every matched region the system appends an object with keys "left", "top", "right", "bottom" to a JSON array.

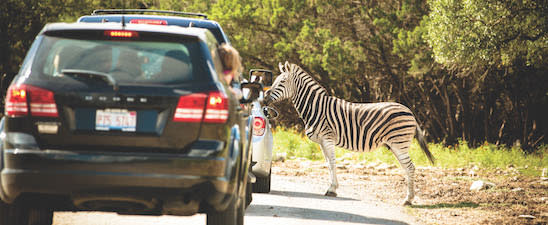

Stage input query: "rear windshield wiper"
[{"left": 61, "top": 69, "right": 118, "bottom": 91}]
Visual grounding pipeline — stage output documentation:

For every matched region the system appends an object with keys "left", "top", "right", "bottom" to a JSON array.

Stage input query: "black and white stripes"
[{"left": 267, "top": 62, "right": 434, "bottom": 205}]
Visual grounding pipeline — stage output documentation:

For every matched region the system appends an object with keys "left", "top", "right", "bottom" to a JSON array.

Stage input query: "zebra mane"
[{"left": 283, "top": 62, "right": 329, "bottom": 95}]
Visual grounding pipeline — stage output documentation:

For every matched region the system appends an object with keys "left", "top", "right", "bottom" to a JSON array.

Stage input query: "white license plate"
[{"left": 95, "top": 109, "right": 137, "bottom": 132}]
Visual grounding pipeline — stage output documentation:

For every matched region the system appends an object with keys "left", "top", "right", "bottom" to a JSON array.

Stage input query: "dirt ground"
[{"left": 272, "top": 160, "right": 548, "bottom": 225}]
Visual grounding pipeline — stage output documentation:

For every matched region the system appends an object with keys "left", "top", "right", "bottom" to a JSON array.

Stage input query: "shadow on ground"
[
  {"left": 247, "top": 204, "right": 409, "bottom": 225},
  {"left": 268, "top": 190, "right": 357, "bottom": 201}
]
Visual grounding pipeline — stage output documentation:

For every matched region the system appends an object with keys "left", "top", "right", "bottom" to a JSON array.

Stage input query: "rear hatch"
[{"left": 7, "top": 28, "right": 224, "bottom": 152}]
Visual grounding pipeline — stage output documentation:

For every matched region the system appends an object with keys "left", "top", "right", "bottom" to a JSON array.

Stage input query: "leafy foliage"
[{"left": 426, "top": 0, "right": 548, "bottom": 68}]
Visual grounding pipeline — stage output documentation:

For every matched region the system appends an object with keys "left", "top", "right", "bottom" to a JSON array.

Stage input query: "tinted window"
[{"left": 33, "top": 36, "right": 207, "bottom": 84}]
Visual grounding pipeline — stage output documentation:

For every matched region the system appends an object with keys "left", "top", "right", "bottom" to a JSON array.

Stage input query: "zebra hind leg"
[
  {"left": 320, "top": 140, "right": 338, "bottom": 197},
  {"left": 389, "top": 145, "right": 416, "bottom": 206}
]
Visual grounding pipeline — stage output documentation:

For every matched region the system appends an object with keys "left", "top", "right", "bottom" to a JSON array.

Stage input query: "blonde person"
[{"left": 218, "top": 44, "right": 243, "bottom": 99}]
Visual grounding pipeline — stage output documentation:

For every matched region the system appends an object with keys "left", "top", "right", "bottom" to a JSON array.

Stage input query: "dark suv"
[{"left": 0, "top": 13, "right": 260, "bottom": 225}]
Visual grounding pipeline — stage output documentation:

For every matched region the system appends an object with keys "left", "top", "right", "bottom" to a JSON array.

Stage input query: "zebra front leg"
[
  {"left": 320, "top": 140, "right": 338, "bottom": 197},
  {"left": 390, "top": 147, "right": 415, "bottom": 206}
]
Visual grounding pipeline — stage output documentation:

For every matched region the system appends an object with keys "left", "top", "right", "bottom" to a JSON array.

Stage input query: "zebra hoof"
[
  {"left": 325, "top": 191, "right": 337, "bottom": 197},
  {"left": 402, "top": 200, "right": 412, "bottom": 206}
]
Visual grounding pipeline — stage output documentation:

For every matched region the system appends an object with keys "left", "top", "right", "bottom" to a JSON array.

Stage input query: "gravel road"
[{"left": 53, "top": 173, "right": 417, "bottom": 225}]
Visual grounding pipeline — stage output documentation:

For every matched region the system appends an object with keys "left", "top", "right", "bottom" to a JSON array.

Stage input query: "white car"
[{"left": 248, "top": 70, "right": 277, "bottom": 193}]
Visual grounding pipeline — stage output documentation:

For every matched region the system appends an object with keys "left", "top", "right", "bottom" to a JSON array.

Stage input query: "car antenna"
[{"left": 121, "top": 0, "right": 126, "bottom": 28}]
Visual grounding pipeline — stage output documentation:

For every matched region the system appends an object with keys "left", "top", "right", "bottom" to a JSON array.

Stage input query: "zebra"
[{"left": 265, "top": 62, "right": 435, "bottom": 205}]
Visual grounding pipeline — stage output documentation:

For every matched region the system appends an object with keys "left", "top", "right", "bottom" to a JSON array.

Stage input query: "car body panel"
[{"left": 250, "top": 94, "right": 273, "bottom": 178}]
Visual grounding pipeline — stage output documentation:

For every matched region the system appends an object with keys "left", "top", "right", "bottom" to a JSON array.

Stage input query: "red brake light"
[
  {"left": 5, "top": 84, "right": 58, "bottom": 117},
  {"left": 173, "top": 91, "right": 228, "bottom": 123},
  {"left": 129, "top": 19, "right": 168, "bottom": 25},
  {"left": 173, "top": 93, "right": 207, "bottom": 122},
  {"left": 5, "top": 85, "right": 28, "bottom": 116},
  {"left": 104, "top": 30, "right": 138, "bottom": 38},
  {"left": 252, "top": 117, "right": 266, "bottom": 136},
  {"left": 204, "top": 91, "right": 229, "bottom": 123}
]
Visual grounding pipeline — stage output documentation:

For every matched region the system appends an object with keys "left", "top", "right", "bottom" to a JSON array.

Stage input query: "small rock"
[
  {"left": 511, "top": 187, "right": 524, "bottom": 192},
  {"left": 518, "top": 215, "right": 536, "bottom": 219},
  {"left": 470, "top": 180, "right": 496, "bottom": 191},
  {"left": 468, "top": 170, "right": 477, "bottom": 177}
]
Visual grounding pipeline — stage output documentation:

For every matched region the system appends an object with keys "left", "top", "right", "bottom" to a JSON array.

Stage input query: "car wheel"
[
  {"left": 253, "top": 169, "right": 271, "bottom": 193},
  {"left": 0, "top": 201, "right": 53, "bottom": 225},
  {"left": 207, "top": 195, "right": 244, "bottom": 225},
  {"left": 28, "top": 207, "right": 54, "bottom": 225}
]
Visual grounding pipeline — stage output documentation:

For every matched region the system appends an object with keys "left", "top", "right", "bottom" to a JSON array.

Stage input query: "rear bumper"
[{"left": 0, "top": 145, "right": 238, "bottom": 215}]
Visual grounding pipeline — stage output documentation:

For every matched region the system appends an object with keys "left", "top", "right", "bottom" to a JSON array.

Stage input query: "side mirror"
[
  {"left": 240, "top": 82, "right": 263, "bottom": 104},
  {"left": 249, "top": 69, "right": 273, "bottom": 87},
  {"left": 263, "top": 106, "right": 279, "bottom": 120}
]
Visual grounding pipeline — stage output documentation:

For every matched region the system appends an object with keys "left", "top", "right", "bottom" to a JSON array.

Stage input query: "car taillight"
[
  {"left": 252, "top": 117, "right": 266, "bottom": 136},
  {"left": 5, "top": 85, "right": 28, "bottom": 116},
  {"left": 204, "top": 91, "right": 229, "bottom": 123},
  {"left": 5, "top": 84, "right": 58, "bottom": 117},
  {"left": 173, "top": 93, "right": 207, "bottom": 122},
  {"left": 173, "top": 91, "right": 228, "bottom": 123}
]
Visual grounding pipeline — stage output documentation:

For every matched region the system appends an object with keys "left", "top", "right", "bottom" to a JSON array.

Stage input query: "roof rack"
[{"left": 92, "top": 9, "right": 208, "bottom": 19}]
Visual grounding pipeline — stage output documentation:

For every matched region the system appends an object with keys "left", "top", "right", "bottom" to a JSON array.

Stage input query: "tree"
[{"left": 426, "top": 0, "right": 548, "bottom": 68}]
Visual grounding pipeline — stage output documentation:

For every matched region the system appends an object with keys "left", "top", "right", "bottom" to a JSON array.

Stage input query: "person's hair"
[{"left": 218, "top": 43, "right": 242, "bottom": 75}]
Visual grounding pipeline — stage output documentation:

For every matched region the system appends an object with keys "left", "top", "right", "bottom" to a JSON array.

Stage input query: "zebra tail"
[{"left": 416, "top": 126, "right": 435, "bottom": 165}]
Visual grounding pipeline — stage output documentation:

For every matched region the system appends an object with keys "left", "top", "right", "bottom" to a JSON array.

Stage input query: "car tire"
[
  {"left": 0, "top": 201, "right": 53, "bottom": 225},
  {"left": 253, "top": 169, "right": 271, "bottom": 193},
  {"left": 28, "top": 207, "right": 54, "bottom": 225},
  {"left": 207, "top": 194, "right": 244, "bottom": 225}
]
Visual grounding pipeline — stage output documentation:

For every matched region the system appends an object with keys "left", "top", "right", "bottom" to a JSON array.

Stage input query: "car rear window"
[{"left": 33, "top": 34, "right": 209, "bottom": 84}]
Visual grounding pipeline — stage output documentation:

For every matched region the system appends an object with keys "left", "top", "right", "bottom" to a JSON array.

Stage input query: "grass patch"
[{"left": 273, "top": 127, "right": 548, "bottom": 176}]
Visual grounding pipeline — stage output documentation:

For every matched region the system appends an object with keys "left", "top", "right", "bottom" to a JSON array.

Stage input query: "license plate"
[{"left": 96, "top": 109, "right": 137, "bottom": 132}]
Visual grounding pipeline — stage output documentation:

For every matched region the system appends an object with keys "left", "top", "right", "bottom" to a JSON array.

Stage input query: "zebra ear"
[
  {"left": 278, "top": 62, "right": 284, "bottom": 72},
  {"left": 284, "top": 61, "right": 290, "bottom": 72}
]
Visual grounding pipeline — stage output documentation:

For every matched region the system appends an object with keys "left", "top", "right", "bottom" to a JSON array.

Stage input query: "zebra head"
[{"left": 265, "top": 61, "right": 295, "bottom": 105}]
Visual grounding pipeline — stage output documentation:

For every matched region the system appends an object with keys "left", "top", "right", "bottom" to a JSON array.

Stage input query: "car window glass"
[{"left": 37, "top": 36, "right": 202, "bottom": 84}]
